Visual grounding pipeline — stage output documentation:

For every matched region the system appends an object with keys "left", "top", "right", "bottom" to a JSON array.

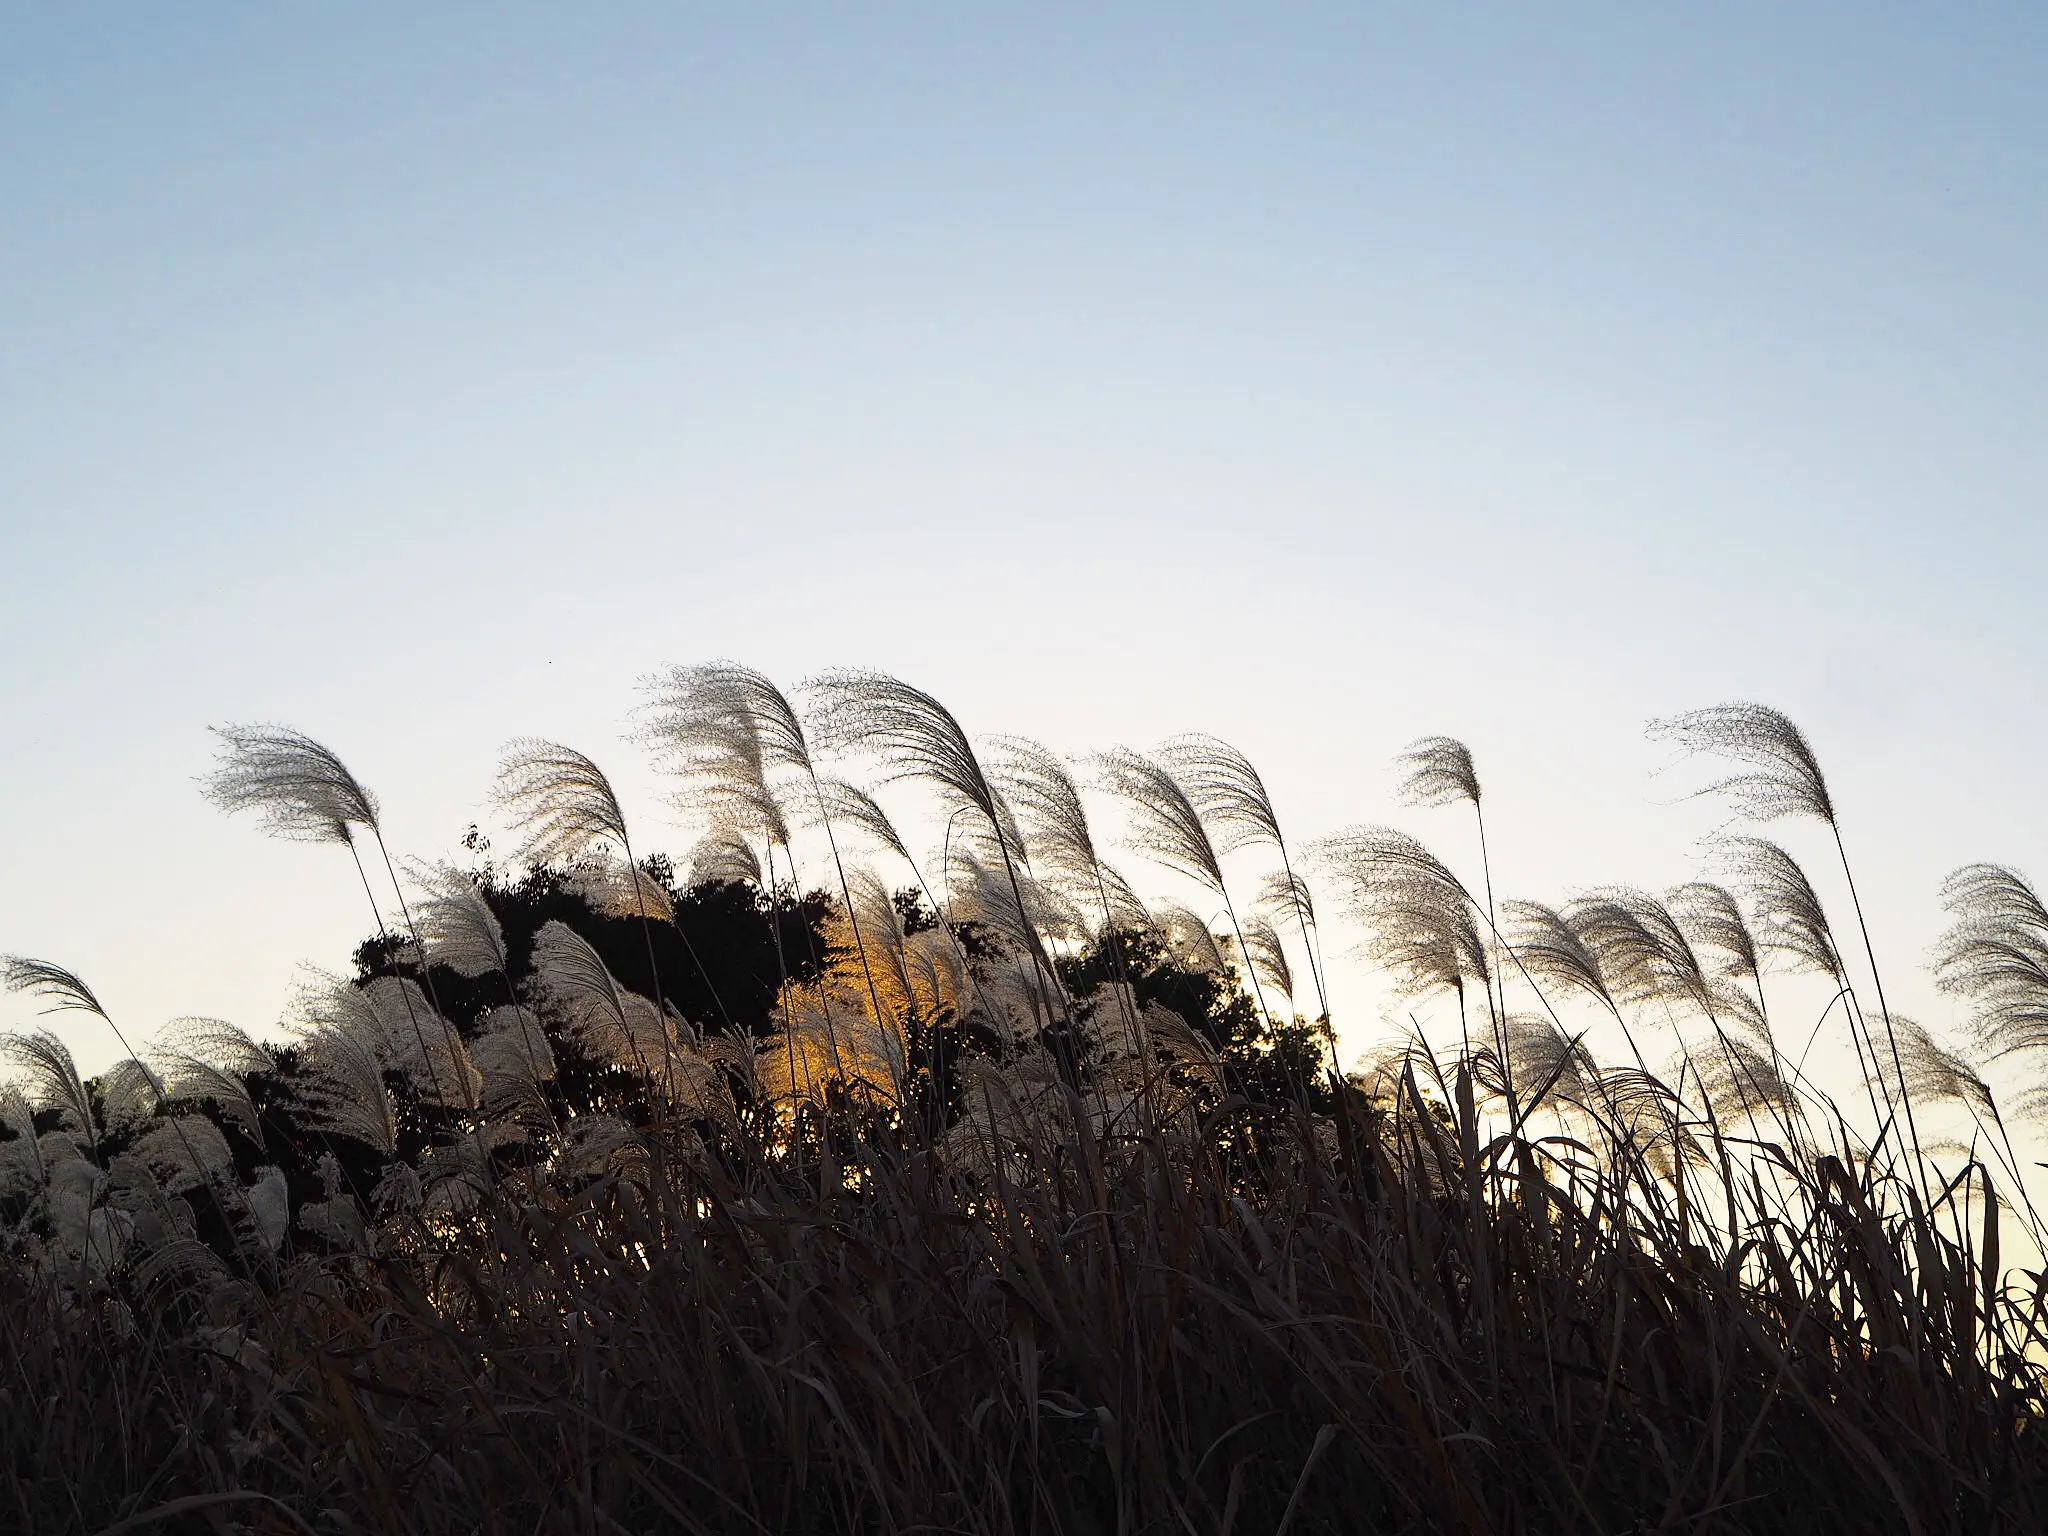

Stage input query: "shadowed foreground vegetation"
[{"left": 5, "top": 667, "right": 2048, "bottom": 1533}]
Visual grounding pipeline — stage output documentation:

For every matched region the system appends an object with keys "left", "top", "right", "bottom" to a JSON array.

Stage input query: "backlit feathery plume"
[
  {"left": 1647, "top": 703, "right": 1835, "bottom": 824},
  {"left": 98, "top": 1059, "right": 165, "bottom": 1134},
  {"left": 298, "top": 972, "right": 478, "bottom": 1111},
  {"left": 758, "top": 990, "right": 907, "bottom": 1110},
  {"left": 640, "top": 662, "right": 799, "bottom": 846},
  {"left": 1597, "top": 1067, "right": 1700, "bottom": 1179},
  {"left": 687, "top": 826, "right": 764, "bottom": 887},
  {"left": 1159, "top": 733, "right": 1289, "bottom": 854},
  {"left": 806, "top": 670, "right": 1013, "bottom": 850},
  {"left": 647, "top": 660, "right": 816, "bottom": 775},
  {"left": 406, "top": 862, "right": 509, "bottom": 979},
  {"left": 1, "top": 956, "right": 174, "bottom": 1117},
  {"left": 1693, "top": 1036, "right": 1798, "bottom": 1123},
  {"left": 1476, "top": 1015, "right": 1596, "bottom": 1107},
  {"left": 1159, "top": 734, "right": 1331, "bottom": 1034},
  {"left": 201, "top": 724, "right": 380, "bottom": 844},
  {"left": 494, "top": 740, "right": 632, "bottom": 866},
  {"left": 527, "top": 920, "right": 681, "bottom": 1085},
  {"left": 1724, "top": 839, "right": 1845, "bottom": 982},
  {"left": 0, "top": 1030, "right": 97, "bottom": 1144},
  {"left": 1932, "top": 864, "right": 2048, "bottom": 1065},
  {"left": 293, "top": 1025, "right": 398, "bottom": 1154},
  {"left": 132, "top": 1117, "right": 234, "bottom": 1194},
  {"left": 1095, "top": 748, "right": 1227, "bottom": 893},
  {"left": 566, "top": 855, "right": 678, "bottom": 922},
  {"left": 1566, "top": 891, "right": 1715, "bottom": 1015},
  {"left": 1876, "top": 1015, "right": 1996, "bottom": 1114},
  {"left": 1236, "top": 917, "right": 1295, "bottom": 1004},
  {"left": 805, "top": 670, "right": 1044, "bottom": 1032},
  {"left": 1397, "top": 736, "right": 1481, "bottom": 810},
  {"left": 468, "top": 1005, "right": 557, "bottom": 1117},
  {"left": 967, "top": 969, "right": 1056, "bottom": 1048},
  {"left": 1154, "top": 903, "right": 1230, "bottom": 976},
  {"left": 812, "top": 779, "right": 914, "bottom": 865},
  {"left": 1315, "top": 829, "right": 1489, "bottom": 998},
  {"left": 902, "top": 930, "right": 973, "bottom": 1023},
  {"left": 1503, "top": 899, "right": 1618, "bottom": 1015},
  {"left": 151, "top": 1017, "right": 273, "bottom": 1145},
  {"left": 827, "top": 867, "right": 917, "bottom": 1021},
  {"left": 947, "top": 852, "right": 1065, "bottom": 965},
  {"left": 992, "top": 737, "right": 1111, "bottom": 891},
  {"left": 1348, "top": 1037, "right": 1428, "bottom": 1101},
  {"left": 976, "top": 740, "right": 1140, "bottom": 930},
  {"left": 1258, "top": 868, "right": 1319, "bottom": 933},
  {"left": 1670, "top": 882, "right": 1763, "bottom": 982},
  {"left": 0, "top": 956, "right": 111, "bottom": 1021}
]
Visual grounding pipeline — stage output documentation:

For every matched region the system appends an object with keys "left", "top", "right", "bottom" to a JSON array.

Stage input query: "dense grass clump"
[{"left": 5, "top": 666, "right": 2048, "bottom": 1533}]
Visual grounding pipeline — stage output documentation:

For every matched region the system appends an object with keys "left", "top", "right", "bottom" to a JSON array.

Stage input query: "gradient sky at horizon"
[{"left": 3, "top": 6, "right": 2044, "bottom": 1076}]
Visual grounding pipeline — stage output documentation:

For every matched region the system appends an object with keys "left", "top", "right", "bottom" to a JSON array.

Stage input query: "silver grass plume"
[
  {"left": 1159, "top": 733, "right": 1290, "bottom": 855},
  {"left": 759, "top": 989, "right": 906, "bottom": 1110},
  {"left": 1933, "top": 863, "right": 2048, "bottom": 1066},
  {"left": 151, "top": 1017, "right": 273, "bottom": 1145},
  {"left": 0, "top": 957, "right": 172, "bottom": 1113},
  {"left": 469, "top": 1004, "right": 557, "bottom": 1120},
  {"left": 1503, "top": 900, "right": 1619, "bottom": 1016},
  {"left": 1, "top": 957, "right": 111, "bottom": 1021},
  {"left": 993, "top": 738, "right": 1113, "bottom": 895},
  {"left": 687, "top": 827, "right": 765, "bottom": 887},
  {"left": 1397, "top": 736, "right": 1482, "bottom": 810},
  {"left": 1670, "top": 882, "right": 1764, "bottom": 983},
  {"left": 1725, "top": 839, "right": 1844, "bottom": 982},
  {"left": 298, "top": 972, "right": 478, "bottom": 1112},
  {"left": 293, "top": 1025, "right": 397, "bottom": 1155},
  {"left": 1655, "top": 707, "right": 1932, "bottom": 1176},
  {"left": 812, "top": 778, "right": 989, "bottom": 1012},
  {"left": 1153, "top": 903, "right": 1231, "bottom": 976},
  {"left": 1693, "top": 1036, "right": 1798, "bottom": 1124},
  {"left": 406, "top": 862, "right": 509, "bottom": 979},
  {"left": 1161, "top": 732, "right": 1331, "bottom": 1029},
  {"left": 1878, "top": 1016, "right": 1996, "bottom": 1115},
  {"left": 1236, "top": 917, "right": 1296, "bottom": 1003},
  {"left": 947, "top": 852, "right": 1062, "bottom": 967},
  {"left": 132, "top": 1117, "right": 234, "bottom": 1194},
  {"left": 988, "top": 737, "right": 1152, "bottom": 933},
  {"left": 813, "top": 779, "right": 915, "bottom": 866},
  {"left": 1, "top": 1030, "right": 98, "bottom": 1143},
  {"left": 497, "top": 738, "right": 701, "bottom": 1040},
  {"left": 98, "top": 1059, "right": 165, "bottom": 1134},
  {"left": 1647, "top": 703, "right": 1835, "bottom": 824},
  {"left": 246, "top": 1167, "right": 289, "bottom": 1254},
  {"left": 566, "top": 855, "right": 679, "bottom": 922},
  {"left": 806, "top": 670, "right": 1011, "bottom": 843},
  {"left": 1476, "top": 1015, "right": 1597, "bottom": 1109},
  {"left": 806, "top": 669, "right": 1050, "bottom": 1033},
  {"left": 494, "top": 740, "right": 633, "bottom": 866},
  {"left": 1315, "top": 828, "right": 1489, "bottom": 999},
  {"left": 902, "top": 931, "right": 973, "bottom": 1024},
  {"left": 1096, "top": 747, "right": 1227, "bottom": 893},
  {"left": 1566, "top": 890, "right": 1715, "bottom": 1015},
  {"left": 837, "top": 867, "right": 916, "bottom": 1021},
  {"left": 640, "top": 662, "right": 800, "bottom": 847},
  {"left": 201, "top": 724, "right": 380, "bottom": 845},
  {"left": 527, "top": 920, "right": 683, "bottom": 1088},
  {"left": 1257, "top": 869, "right": 1318, "bottom": 937}
]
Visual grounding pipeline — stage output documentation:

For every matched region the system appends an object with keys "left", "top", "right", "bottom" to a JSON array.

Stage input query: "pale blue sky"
[{"left": 2, "top": 6, "right": 2044, "bottom": 1072}]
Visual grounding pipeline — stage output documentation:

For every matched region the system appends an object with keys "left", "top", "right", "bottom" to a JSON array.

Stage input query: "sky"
[{"left": 2, "top": 5, "right": 2045, "bottom": 1082}]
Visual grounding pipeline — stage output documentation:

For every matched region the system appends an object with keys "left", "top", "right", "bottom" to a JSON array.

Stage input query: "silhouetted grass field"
[{"left": 5, "top": 666, "right": 2047, "bottom": 1533}]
